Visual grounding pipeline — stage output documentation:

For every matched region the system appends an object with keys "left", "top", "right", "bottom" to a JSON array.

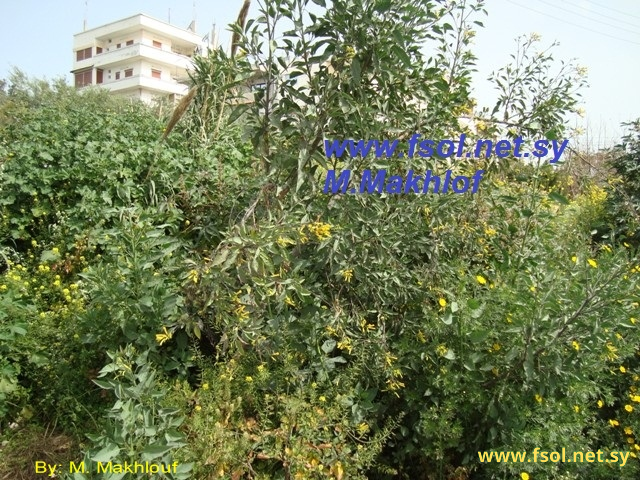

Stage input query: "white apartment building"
[{"left": 72, "top": 14, "right": 209, "bottom": 103}]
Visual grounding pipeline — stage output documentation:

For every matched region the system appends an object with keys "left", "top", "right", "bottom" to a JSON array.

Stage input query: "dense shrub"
[{"left": 605, "top": 121, "right": 640, "bottom": 244}]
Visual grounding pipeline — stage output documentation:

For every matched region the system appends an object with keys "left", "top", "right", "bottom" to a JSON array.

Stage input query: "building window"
[
  {"left": 75, "top": 47, "right": 92, "bottom": 61},
  {"left": 153, "top": 40, "right": 162, "bottom": 48},
  {"left": 151, "top": 69, "right": 161, "bottom": 79},
  {"left": 126, "top": 40, "right": 133, "bottom": 46},
  {"left": 96, "top": 47, "right": 103, "bottom": 54},
  {"left": 96, "top": 69, "right": 104, "bottom": 84},
  {"left": 74, "top": 69, "right": 92, "bottom": 88},
  {"left": 115, "top": 71, "right": 120, "bottom": 80},
  {"left": 124, "top": 68, "right": 133, "bottom": 78},
  {"left": 251, "top": 82, "right": 267, "bottom": 92}
]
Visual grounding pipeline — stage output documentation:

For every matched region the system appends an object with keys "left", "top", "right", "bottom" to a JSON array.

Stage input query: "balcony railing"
[
  {"left": 97, "top": 73, "right": 189, "bottom": 95},
  {"left": 74, "top": 42, "right": 194, "bottom": 70}
]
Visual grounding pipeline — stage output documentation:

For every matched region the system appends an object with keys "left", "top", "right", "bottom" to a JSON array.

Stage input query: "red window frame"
[
  {"left": 74, "top": 69, "right": 92, "bottom": 87},
  {"left": 75, "top": 47, "right": 92, "bottom": 61}
]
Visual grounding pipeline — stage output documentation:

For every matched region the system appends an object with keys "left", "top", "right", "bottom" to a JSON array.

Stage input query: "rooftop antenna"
[
  {"left": 83, "top": 0, "right": 88, "bottom": 31},
  {"left": 211, "top": 22, "right": 218, "bottom": 49},
  {"left": 188, "top": 1, "right": 197, "bottom": 32},
  {"left": 168, "top": 8, "right": 171, "bottom": 24}
]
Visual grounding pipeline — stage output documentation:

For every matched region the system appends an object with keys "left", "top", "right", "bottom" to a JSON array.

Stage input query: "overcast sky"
[{"left": 1, "top": 0, "right": 638, "bottom": 148}]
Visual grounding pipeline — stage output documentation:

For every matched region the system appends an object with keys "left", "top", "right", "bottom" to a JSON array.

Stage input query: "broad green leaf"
[
  {"left": 548, "top": 192, "right": 569, "bottom": 205},
  {"left": 469, "top": 329, "right": 489, "bottom": 343},
  {"left": 91, "top": 444, "right": 120, "bottom": 463},
  {"left": 141, "top": 443, "right": 173, "bottom": 461},
  {"left": 322, "top": 339, "right": 336, "bottom": 353}
]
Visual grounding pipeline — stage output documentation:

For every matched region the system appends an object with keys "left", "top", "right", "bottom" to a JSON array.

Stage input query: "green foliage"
[
  {"left": 174, "top": 356, "right": 395, "bottom": 479},
  {"left": 0, "top": 271, "right": 32, "bottom": 423},
  {"left": 605, "top": 120, "right": 640, "bottom": 244},
  {"left": 0, "top": 74, "right": 165, "bottom": 248},
  {"left": 488, "top": 33, "right": 587, "bottom": 141},
  {"left": 68, "top": 346, "right": 193, "bottom": 480},
  {"left": 78, "top": 215, "right": 193, "bottom": 375}
]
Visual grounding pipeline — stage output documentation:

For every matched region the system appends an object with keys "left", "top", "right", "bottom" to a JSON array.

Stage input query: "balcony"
[
  {"left": 99, "top": 74, "right": 189, "bottom": 96},
  {"left": 73, "top": 42, "right": 194, "bottom": 71}
]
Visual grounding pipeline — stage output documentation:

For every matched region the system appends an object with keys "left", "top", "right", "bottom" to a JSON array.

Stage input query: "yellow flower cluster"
[
  {"left": 605, "top": 342, "right": 618, "bottom": 361},
  {"left": 356, "top": 422, "right": 370, "bottom": 435},
  {"left": 230, "top": 288, "right": 251, "bottom": 321},
  {"left": 359, "top": 318, "right": 376, "bottom": 333},
  {"left": 587, "top": 184, "right": 607, "bottom": 203},
  {"left": 385, "top": 378, "right": 405, "bottom": 395},
  {"left": 276, "top": 236, "right": 295, "bottom": 248},
  {"left": 235, "top": 304, "right": 250, "bottom": 321},
  {"left": 187, "top": 269, "right": 199, "bottom": 284},
  {"left": 385, "top": 353, "right": 397, "bottom": 366},
  {"left": 344, "top": 45, "right": 356, "bottom": 60},
  {"left": 337, "top": 337, "right": 352, "bottom": 354},
  {"left": 304, "top": 222, "right": 333, "bottom": 241},
  {"left": 298, "top": 226, "right": 309, "bottom": 244},
  {"left": 155, "top": 326, "right": 172, "bottom": 346},
  {"left": 341, "top": 269, "right": 353, "bottom": 282}
]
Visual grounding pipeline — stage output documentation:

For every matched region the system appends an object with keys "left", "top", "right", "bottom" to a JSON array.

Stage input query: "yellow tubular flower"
[
  {"left": 155, "top": 326, "right": 172, "bottom": 346},
  {"left": 341, "top": 269, "right": 354, "bottom": 282}
]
